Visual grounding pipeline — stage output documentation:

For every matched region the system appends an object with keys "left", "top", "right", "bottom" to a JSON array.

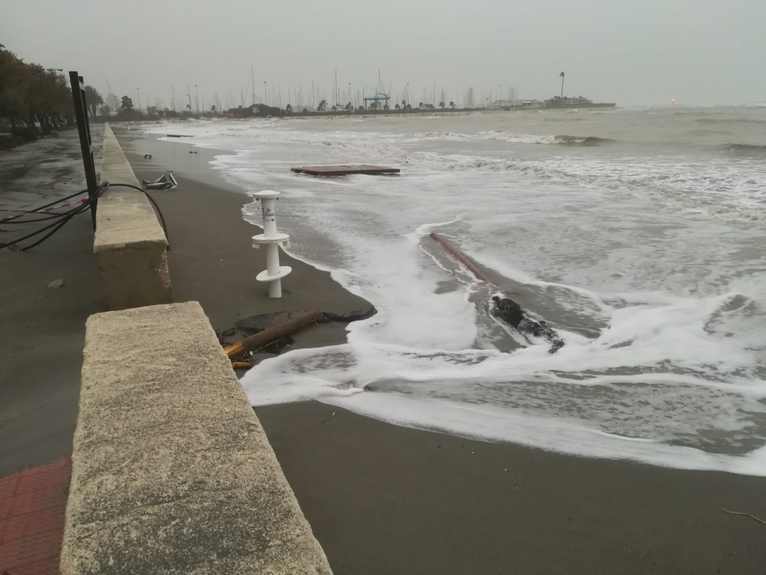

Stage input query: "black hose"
[
  {"left": 0, "top": 207, "right": 65, "bottom": 214},
  {"left": 1, "top": 208, "right": 87, "bottom": 224},
  {"left": 0, "top": 188, "right": 88, "bottom": 224},
  {"left": 0, "top": 201, "right": 90, "bottom": 250},
  {"left": 21, "top": 203, "right": 90, "bottom": 251},
  {"left": 103, "top": 182, "right": 171, "bottom": 249},
  {"left": 0, "top": 181, "right": 170, "bottom": 252}
]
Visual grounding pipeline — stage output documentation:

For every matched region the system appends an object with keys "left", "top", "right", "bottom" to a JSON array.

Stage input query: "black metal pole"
[{"left": 69, "top": 71, "right": 99, "bottom": 231}]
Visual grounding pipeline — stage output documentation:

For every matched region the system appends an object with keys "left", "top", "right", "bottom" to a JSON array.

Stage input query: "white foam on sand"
[{"left": 144, "top": 116, "right": 766, "bottom": 476}]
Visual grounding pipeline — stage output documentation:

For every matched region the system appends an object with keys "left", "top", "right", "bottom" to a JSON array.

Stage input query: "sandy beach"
[{"left": 118, "top": 127, "right": 766, "bottom": 575}]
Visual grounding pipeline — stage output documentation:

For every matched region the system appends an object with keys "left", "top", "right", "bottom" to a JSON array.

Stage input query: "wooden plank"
[{"left": 291, "top": 165, "right": 400, "bottom": 176}]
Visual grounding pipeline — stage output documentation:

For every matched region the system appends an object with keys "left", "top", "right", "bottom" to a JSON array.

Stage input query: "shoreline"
[
  {"left": 118, "top": 126, "right": 766, "bottom": 575},
  {"left": 118, "top": 128, "right": 372, "bottom": 349}
]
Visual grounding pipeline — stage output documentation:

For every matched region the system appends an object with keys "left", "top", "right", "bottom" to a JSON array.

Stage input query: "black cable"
[
  {"left": 0, "top": 188, "right": 88, "bottom": 224},
  {"left": 0, "top": 207, "right": 65, "bottom": 214},
  {"left": 103, "top": 182, "right": 171, "bottom": 249},
  {"left": 1, "top": 181, "right": 169, "bottom": 252},
  {"left": 1, "top": 207, "right": 87, "bottom": 224},
  {"left": 0, "top": 201, "right": 90, "bottom": 250},
  {"left": 20, "top": 203, "right": 90, "bottom": 251}
]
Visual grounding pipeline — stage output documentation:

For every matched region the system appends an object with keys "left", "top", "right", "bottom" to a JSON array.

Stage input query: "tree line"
[{"left": 0, "top": 43, "right": 106, "bottom": 144}]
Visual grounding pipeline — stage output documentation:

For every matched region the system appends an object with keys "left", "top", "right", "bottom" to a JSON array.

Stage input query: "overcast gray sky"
[{"left": 2, "top": 0, "right": 765, "bottom": 109}]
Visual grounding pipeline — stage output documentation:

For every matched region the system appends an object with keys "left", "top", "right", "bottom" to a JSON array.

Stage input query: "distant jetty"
[{"left": 502, "top": 96, "right": 616, "bottom": 111}]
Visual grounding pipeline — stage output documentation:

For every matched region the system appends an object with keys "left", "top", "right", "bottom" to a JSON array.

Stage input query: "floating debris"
[{"left": 142, "top": 171, "right": 178, "bottom": 190}]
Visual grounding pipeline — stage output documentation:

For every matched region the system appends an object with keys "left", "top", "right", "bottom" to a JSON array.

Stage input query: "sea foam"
[{"left": 144, "top": 111, "right": 766, "bottom": 475}]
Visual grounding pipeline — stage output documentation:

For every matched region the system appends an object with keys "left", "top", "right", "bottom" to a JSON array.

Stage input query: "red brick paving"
[{"left": 0, "top": 458, "right": 71, "bottom": 575}]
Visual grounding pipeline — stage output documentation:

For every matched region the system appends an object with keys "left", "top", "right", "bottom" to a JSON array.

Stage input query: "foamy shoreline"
[{"left": 113, "top": 123, "right": 766, "bottom": 573}]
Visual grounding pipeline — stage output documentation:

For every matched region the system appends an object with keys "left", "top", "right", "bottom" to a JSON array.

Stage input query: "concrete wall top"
[
  {"left": 94, "top": 125, "right": 167, "bottom": 252},
  {"left": 62, "top": 301, "right": 332, "bottom": 574}
]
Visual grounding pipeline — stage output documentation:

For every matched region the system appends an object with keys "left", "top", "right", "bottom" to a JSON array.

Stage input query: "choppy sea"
[{"left": 146, "top": 106, "right": 766, "bottom": 475}]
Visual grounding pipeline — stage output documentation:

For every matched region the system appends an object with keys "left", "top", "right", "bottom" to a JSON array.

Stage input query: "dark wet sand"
[
  {"left": 123, "top": 129, "right": 766, "bottom": 575},
  {"left": 260, "top": 401, "right": 766, "bottom": 575},
  {"left": 120, "top": 130, "right": 371, "bottom": 348}
]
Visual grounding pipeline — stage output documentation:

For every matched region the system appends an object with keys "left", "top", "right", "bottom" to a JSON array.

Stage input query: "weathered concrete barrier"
[
  {"left": 95, "top": 125, "right": 171, "bottom": 309},
  {"left": 61, "top": 301, "right": 332, "bottom": 574}
]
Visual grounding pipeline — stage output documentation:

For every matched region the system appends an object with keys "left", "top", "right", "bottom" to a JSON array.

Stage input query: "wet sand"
[
  {"left": 259, "top": 401, "right": 766, "bottom": 575},
  {"left": 120, "top": 128, "right": 766, "bottom": 574},
  {"left": 120, "top": 130, "right": 371, "bottom": 347}
]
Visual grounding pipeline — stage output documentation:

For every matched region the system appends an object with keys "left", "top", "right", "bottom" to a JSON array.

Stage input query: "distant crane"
[
  {"left": 251, "top": 65, "right": 256, "bottom": 107},
  {"left": 560, "top": 71, "right": 565, "bottom": 98}
]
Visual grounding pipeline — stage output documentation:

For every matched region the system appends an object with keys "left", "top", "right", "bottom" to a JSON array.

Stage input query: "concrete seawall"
[
  {"left": 62, "top": 301, "right": 332, "bottom": 574},
  {"left": 95, "top": 125, "right": 171, "bottom": 309}
]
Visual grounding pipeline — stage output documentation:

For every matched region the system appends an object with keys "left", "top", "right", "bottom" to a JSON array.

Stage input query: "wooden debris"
[
  {"left": 223, "top": 310, "right": 322, "bottom": 359},
  {"left": 429, "top": 232, "right": 489, "bottom": 283},
  {"left": 231, "top": 361, "right": 254, "bottom": 370}
]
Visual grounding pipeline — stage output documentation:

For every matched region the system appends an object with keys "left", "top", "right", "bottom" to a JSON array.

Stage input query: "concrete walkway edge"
[
  {"left": 61, "top": 301, "right": 332, "bottom": 574},
  {"left": 94, "top": 125, "right": 171, "bottom": 309}
]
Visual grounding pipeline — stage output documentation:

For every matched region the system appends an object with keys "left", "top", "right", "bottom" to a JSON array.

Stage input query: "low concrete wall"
[
  {"left": 62, "top": 301, "right": 332, "bottom": 574},
  {"left": 95, "top": 125, "right": 171, "bottom": 309}
]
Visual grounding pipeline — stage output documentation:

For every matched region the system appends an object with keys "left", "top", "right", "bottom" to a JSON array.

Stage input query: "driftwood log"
[
  {"left": 430, "top": 231, "right": 565, "bottom": 353},
  {"left": 231, "top": 361, "right": 255, "bottom": 370},
  {"left": 430, "top": 232, "right": 489, "bottom": 283},
  {"left": 224, "top": 310, "right": 322, "bottom": 359}
]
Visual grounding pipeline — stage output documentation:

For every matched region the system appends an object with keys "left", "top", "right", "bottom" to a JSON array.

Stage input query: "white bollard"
[{"left": 251, "top": 190, "right": 292, "bottom": 298}]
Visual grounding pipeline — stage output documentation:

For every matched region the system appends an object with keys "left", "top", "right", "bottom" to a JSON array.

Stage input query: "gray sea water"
[{"left": 146, "top": 107, "right": 766, "bottom": 475}]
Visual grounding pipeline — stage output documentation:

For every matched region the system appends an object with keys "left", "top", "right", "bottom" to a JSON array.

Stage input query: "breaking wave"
[
  {"left": 697, "top": 117, "right": 766, "bottom": 125},
  {"left": 721, "top": 143, "right": 766, "bottom": 155},
  {"left": 399, "top": 130, "right": 617, "bottom": 147},
  {"left": 554, "top": 135, "right": 616, "bottom": 146}
]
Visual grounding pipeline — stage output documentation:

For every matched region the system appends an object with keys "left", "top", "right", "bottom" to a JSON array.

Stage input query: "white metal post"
[{"left": 251, "top": 190, "right": 292, "bottom": 298}]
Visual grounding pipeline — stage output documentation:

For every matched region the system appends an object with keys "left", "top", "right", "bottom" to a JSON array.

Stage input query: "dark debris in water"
[{"left": 219, "top": 306, "right": 376, "bottom": 368}]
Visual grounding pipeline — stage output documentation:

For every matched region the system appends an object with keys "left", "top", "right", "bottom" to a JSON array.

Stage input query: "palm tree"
[{"left": 121, "top": 96, "right": 134, "bottom": 111}]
